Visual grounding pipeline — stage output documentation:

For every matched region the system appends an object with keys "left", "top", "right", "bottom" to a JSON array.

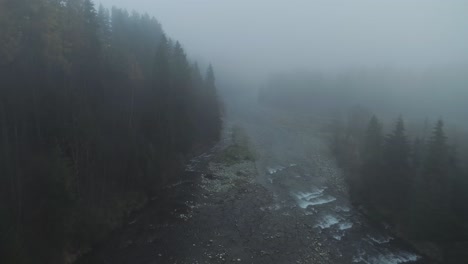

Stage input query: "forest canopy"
[{"left": 0, "top": 0, "right": 222, "bottom": 263}]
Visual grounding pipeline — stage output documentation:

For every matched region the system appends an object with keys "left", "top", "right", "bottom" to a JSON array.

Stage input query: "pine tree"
[
  {"left": 363, "top": 116, "right": 384, "bottom": 162},
  {"left": 172, "top": 41, "right": 192, "bottom": 153},
  {"left": 411, "top": 137, "right": 424, "bottom": 172},
  {"left": 358, "top": 116, "right": 384, "bottom": 205},
  {"left": 384, "top": 117, "right": 410, "bottom": 168},
  {"left": 97, "top": 4, "right": 111, "bottom": 56},
  {"left": 421, "top": 120, "right": 452, "bottom": 238},
  {"left": 190, "top": 63, "right": 204, "bottom": 139},
  {"left": 424, "top": 120, "right": 449, "bottom": 181},
  {"left": 146, "top": 34, "right": 174, "bottom": 184},
  {"left": 382, "top": 116, "right": 411, "bottom": 214},
  {"left": 408, "top": 119, "right": 459, "bottom": 241},
  {"left": 205, "top": 64, "right": 222, "bottom": 141}
]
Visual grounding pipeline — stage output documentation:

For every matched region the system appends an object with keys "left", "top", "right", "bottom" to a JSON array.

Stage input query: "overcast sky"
[{"left": 95, "top": 0, "right": 468, "bottom": 81}]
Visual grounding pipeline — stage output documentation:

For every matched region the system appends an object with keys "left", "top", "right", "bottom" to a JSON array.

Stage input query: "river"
[
  {"left": 229, "top": 101, "right": 428, "bottom": 264},
  {"left": 79, "top": 99, "right": 431, "bottom": 264}
]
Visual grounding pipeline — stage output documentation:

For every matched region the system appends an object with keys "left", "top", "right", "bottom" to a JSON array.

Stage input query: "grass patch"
[{"left": 216, "top": 127, "right": 255, "bottom": 165}]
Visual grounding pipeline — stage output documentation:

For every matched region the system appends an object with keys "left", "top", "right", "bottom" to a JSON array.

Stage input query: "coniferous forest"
[
  {"left": 329, "top": 112, "right": 468, "bottom": 261},
  {"left": 0, "top": 0, "right": 222, "bottom": 263},
  {"left": 1, "top": 1, "right": 467, "bottom": 264},
  {"left": 260, "top": 72, "right": 468, "bottom": 262}
]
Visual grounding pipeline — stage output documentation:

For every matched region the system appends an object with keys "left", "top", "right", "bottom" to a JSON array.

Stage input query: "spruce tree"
[
  {"left": 205, "top": 65, "right": 222, "bottom": 141},
  {"left": 382, "top": 116, "right": 411, "bottom": 215},
  {"left": 408, "top": 120, "right": 458, "bottom": 241},
  {"left": 358, "top": 116, "right": 384, "bottom": 205},
  {"left": 363, "top": 116, "right": 384, "bottom": 162},
  {"left": 421, "top": 120, "right": 452, "bottom": 239},
  {"left": 424, "top": 120, "right": 449, "bottom": 180}
]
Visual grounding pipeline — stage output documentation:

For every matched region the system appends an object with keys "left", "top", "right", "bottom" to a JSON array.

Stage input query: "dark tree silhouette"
[{"left": 0, "top": 1, "right": 223, "bottom": 263}]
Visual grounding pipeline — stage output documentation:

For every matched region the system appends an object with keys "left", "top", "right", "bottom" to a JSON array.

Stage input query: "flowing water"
[{"left": 229, "top": 102, "right": 426, "bottom": 264}]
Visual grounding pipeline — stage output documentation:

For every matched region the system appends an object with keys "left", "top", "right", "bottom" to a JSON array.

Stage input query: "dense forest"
[
  {"left": 0, "top": 0, "right": 222, "bottom": 263},
  {"left": 328, "top": 110, "right": 468, "bottom": 263},
  {"left": 259, "top": 72, "right": 468, "bottom": 262}
]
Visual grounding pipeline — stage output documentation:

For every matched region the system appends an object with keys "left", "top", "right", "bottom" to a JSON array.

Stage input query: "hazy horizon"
[
  {"left": 2, "top": 2, "right": 468, "bottom": 263},
  {"left": 96, "top": 0, "right": 468, "bottom": 82}
]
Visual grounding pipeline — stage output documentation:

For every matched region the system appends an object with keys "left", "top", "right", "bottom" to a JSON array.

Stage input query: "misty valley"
[{"left": 1, "top": 1, "right": 467, "bottom": 264}]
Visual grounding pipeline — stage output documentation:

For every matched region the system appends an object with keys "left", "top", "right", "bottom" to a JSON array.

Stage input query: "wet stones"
[{"left": 204, "top": 173, "right": 216, "bottom": 180}]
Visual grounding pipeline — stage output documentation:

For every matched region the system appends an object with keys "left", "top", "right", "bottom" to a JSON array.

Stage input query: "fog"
[
  {"left": 97, "top": 0, "right": 468, "bottom": 83},
  {"left": 2, "top": 1, "right": 468, "bottom": 263}
]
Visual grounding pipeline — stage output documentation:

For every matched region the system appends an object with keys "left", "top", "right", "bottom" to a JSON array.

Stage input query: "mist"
[
  {"left": 97, "top": 0, "right": 468, "bottom": 83},
  {"left": 2, "top": 1, "right": 468, "bottom": 263}
]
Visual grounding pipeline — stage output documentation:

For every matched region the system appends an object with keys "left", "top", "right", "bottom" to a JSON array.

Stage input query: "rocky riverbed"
[
  {"left": 77, "top": 127, "right": 332, "bottom": 264},
  {"left": 78, "top": 104, "right": 433, "bottom": 264}
]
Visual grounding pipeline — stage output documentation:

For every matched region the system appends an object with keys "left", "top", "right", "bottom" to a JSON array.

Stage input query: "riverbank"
[
  {"left": 77, "top": 125, "right": 339, "bottom": 264},
  {"left": 230, "top": 104, "right": 433, "bottom": 264}
]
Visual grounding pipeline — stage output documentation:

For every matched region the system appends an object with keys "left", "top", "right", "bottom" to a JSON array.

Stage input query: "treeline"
[
  {"left": 329, "top": 109, "right": 468, "bottom": 262},
  {"left": 258, "top": 69, "right": 468, "bottom": 122},
  {"left": 0, "top": 0, "right": 222, "bottom": 263}
]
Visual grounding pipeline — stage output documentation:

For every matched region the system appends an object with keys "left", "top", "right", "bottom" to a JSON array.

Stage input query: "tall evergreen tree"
[
  {"left": 172, "top": 42, "right": 192, "bottom": 153},
  {"left": 424, "top": 120, "right": 449, "bottom": 181},
  {"left": 382, "top": 116, "right": 411, "bottom": 214},
  {"left": 418, "top": 120, "right": 453, "bottom": 240},
  {"left": 410, "top": 137, "right": 425, "bottom": 172},
  {"left": 204, "top": 64, "right": 222, "bottom": 141},
  {"left": 97, "top": 4, "right": 111, "bottom": 59},
  {"left": 363, "top": 116, "right": 384, "bottom": 162},
  {"left": 357, "top": 116, "right": 384, "bottom": 205}
]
